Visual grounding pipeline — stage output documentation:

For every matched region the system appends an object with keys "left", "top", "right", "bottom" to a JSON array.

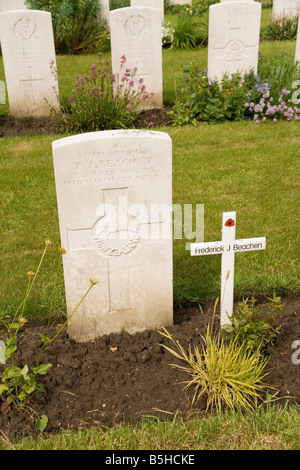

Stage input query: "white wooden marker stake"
[{"left": 190, "top": 212, "right": 266, "bottom": 326}]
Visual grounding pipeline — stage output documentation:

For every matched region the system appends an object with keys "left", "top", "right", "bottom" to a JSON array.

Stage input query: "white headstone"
[
  {"left": 168, "top": 0, "right": 192, "bottom": 5},
  {"left": 130, "top": 0, "right": 164, "bottom": 23},
  {"left": 191, "top": 212, "right": 266, "bottom": 326},
  {"left": 0, "top": 80, "right": 5, "bottom": 104},
  {"left": 0, "top": 10, "right": 59, "bottom": 118},
  {"left": 272, "top": 0, "right": 300, "bottom": 19},
  {"left": 0, "top": 340, "right": 5, "bottom": 364},
  {"left": 99, "top": 0, "right": 110, "bottom": 25},
  {"left": 52, "top": 130, "right": 173, "bottom": 342},
  {"left": 296, "top": 20, "right": 300, "bottom": 62},
  {"left": 0, "top": 0, "right": 27, "bottom": 12},
  {"left": 207, "top": 1, "right": 261, "bottom": 83},
  {"left": 110, "top": 6, "right": 163, "bottom": 109}
]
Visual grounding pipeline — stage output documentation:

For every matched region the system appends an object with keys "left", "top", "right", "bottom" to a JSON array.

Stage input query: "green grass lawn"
[
  {"left": 0, "top": 120, "right": 299, "bottom": 318},
  {"left": 0, "top": 10, "right": 300, "bottom": 450}
]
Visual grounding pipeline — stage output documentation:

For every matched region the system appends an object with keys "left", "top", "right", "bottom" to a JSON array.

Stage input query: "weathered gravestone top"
[
  {"left": 130, "top": 0, "right": 164, "bottom": 23},
  {"left": 110, "top": 6, "right": 163, "bottom": 109},
  {"left": 272, "top": 0, "right": 300, "bottom": 19},
  {"left": 0, "top": 10, "right": 59, "bottom": 118},
  {"left": 0, "top": 0, "right": 27, "bottom": 12},
  {"left": 52, "top": 130, "right": 173, "bottom": 342},
  {"left": 207, "top": 1, "right": 261, "bottom": 83}
]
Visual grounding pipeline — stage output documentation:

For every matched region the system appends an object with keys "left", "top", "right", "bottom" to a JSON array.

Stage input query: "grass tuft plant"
[{"left": 159, "top": 321, "right": 271, "bottom": 412}]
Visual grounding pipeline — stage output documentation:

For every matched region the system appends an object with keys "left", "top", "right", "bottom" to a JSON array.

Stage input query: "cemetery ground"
[
  {"left": 0, "top": 120, "right": 299, "bottom": 450},
  {"left": 0, "top": 40, "right": 300, "bottom": 448}
]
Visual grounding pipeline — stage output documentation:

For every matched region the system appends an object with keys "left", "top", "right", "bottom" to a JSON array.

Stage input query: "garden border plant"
[
  {"left": 169, "top": 52, "right": 300, "bottom": 125},
  {"left": 0, "top": 241, "right": 97, "bottom": 432},
  {"left": 50, "top": 53, "right": 154, "bottom": 133},
  {"left": 25, "top": 0, "right": 110, "bottom": 54},
  {"left": 159, "top": 298, "right": 276, "bottom": 413},
  {"left": 221, "top": 293, "right": 284, "bottom": 352}
]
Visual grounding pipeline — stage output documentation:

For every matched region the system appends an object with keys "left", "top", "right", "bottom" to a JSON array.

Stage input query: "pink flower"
[
  {"left": 129, "top": 80, "right": 134, "bottom": 87},
  {"left": 126, "top": 104, "right": 132, "bottom": 109},
  {"left": 121, "top": 55, "right": 126, "bottom": 64}
]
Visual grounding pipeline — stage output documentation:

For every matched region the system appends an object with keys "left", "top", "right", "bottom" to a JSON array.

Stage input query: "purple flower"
[
  {"left": 68, "top": 97, "right": 75, "bottom": 106},
  {"left": 120, "top": 55, "right": 126, "bottom": 64},
  {"left": 126, "top": 104, "right": 132, "bottom": 109},
  {"left": 129, "top": 80, "right": 134, "bottom": 87}
]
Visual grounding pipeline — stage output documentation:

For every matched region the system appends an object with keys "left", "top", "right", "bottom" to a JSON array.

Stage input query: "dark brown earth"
[
  {"left": 0, "top": 107, "right": 173, "bottom": 138},
  {"left": 0, "top": 295, "right": 300, "bottom": 442}
]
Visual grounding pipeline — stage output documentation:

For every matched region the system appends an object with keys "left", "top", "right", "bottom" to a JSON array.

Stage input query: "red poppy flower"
[{"left": 225, "top": 218, "right": 235, "bottom": 227}]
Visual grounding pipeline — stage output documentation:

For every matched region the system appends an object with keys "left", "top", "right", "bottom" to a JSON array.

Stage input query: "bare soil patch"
[
  {"left": 0, "top": 296, "right": 299, "bottom": 442},
  {"left": 0, "top": 108, "right": 172, "bottom": 138}
]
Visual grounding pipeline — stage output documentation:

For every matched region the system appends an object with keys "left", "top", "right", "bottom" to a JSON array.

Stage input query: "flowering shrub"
[
  {"left": 169, "top": 63, "right": 257, "bottom": 124},
  {"left": 162, "top": 22, "right": 175, "bottom": 48},
  {"left": 245, "top": 83, "right": 300, "bottom": 123},
  {"left": 263, "top": 16, "right": 298, "bottom": 41},
  {"left": 169, "top": 53, "right": 300, "bottom": 125},
  {"left": 50, "top": 53, "right": 154, "bottom": 133}
]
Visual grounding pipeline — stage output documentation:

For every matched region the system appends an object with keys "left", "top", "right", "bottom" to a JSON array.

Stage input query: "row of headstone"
[
  {"left": 1, "top": 2, "right": 299, "bottom": 118},
  {"left": 272, "top": 0, "right": 300, "bottom": 19}
]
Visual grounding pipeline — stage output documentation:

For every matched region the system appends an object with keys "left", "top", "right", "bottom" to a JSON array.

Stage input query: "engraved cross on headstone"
[
  {"left": 20, "top": 66, "right": 43, "bottom": 105},
  {"left": 66, "top": 187, "right": 166, "bottom": 314}
]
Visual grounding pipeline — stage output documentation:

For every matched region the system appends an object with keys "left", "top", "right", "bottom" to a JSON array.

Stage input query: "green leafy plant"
[
  {"left": 159, "top": 324, "right": 270, "bottom": 412},
  {"left": 0, "top": 241, "right": 97, "bottom": 430},
  {"left": 170, "top": 63, "right": 256, "bottom": 125},
  {"left": 25, "top": 0, "right": 109, "bottom": 53},
  {"left": 50, "top": 53, "right": 154, "bottom": 133},
  {"left": 109, "top": 0, "right": 130, "bottom": 10},
  {"left": 222, "top": 294, "right": 284, "bottom": 352},
  {"left": 173, "top": 11, "right": 208, "bottom": 50},
  {"left": 263, "top": 16, "right": 298, "bottom": 41}
]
